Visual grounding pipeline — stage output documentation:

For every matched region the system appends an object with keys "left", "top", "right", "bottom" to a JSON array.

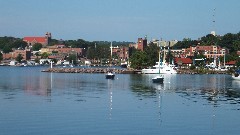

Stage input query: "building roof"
[
  {"left": 225, "top": 61, "right": 236, "bottom": 65},
  {"left": 23, "top": 37, "right": 46, "bottom": 43},
  {"left": 175, "top": 58, "right": 192, "bottom": 64}
]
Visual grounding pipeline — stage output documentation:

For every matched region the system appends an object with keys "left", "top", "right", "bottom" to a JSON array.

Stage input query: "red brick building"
[
  {"left": 3, "top": 49, "right": 31, "bottom": 60},
  {"left": 23, "top": 32, "right": 51, "bottom": 46},
  {"left": 137, "top": 37, "right": 147, "bottom": 51}
]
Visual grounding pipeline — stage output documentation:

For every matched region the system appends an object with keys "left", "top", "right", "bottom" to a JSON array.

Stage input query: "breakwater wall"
[
  {"left": 42, "top": 67, "right": 230, "bottom": 74},
  {"left": 42, "top": 67, "right": 137, "bottom": 74}
]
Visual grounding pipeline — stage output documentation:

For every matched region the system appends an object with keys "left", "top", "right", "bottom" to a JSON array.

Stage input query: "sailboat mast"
[
  {"left": 110, "top": 42, "right": 113, "bottom": 67},
  {"left": 159, "top": 47, "right": 161, "bottom": 74},
  {"left": 110, "top": 42, "right": 113, "bottom": 58},
  {"left": 163, "top": 46, "right": 166, "bottom": 63}
]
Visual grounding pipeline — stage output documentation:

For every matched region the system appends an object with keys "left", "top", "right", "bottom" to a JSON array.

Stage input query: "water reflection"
[
  {"left": 129, "top": 74, "right": 240, "bottom": 109},
  {"left": 130, "top": 74, "right": 173, "bottom": 98},
  {"left": 155, "top": 83, "right": 164, "bottom": 126},
  {"left": 107, "top": 79, "right": 114, "bottom": 119},
  {"left": 25, "top": 72, "right": 53, "bottom": 96}
]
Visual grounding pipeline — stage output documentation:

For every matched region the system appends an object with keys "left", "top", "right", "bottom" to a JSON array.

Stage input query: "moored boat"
[
  {"left": 106, "top": 42, "right": 115, "bottom": 79},
  {"left": 142, "top": 62, "right": 177, "bottom": 74},
  {"left": 232, "top": 70, "right": 240, "bottom": 80},
  {"left": 142, "top": 44, "right": 177, "bottom": 74},
  {"left": 105, "top": 72, "right": 115, "bottom": 79},
  {"left": 152, "top": 75, "right": 164, "bottom": 83},
  {"left": 152, "top": 45, "right": 164, "bottom": 83}
]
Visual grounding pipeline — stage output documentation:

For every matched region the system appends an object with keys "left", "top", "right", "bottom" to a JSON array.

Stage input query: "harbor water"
[{"left": 0, "top": 66, "right": 240, "bottom": 135}]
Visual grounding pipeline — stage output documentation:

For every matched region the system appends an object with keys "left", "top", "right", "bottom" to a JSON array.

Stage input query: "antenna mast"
[{"left": 211, "top": 8, "right": 216, "bottom": 36}]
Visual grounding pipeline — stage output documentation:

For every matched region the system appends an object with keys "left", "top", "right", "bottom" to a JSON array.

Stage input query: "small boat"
[
  {"left": 120, "top": 63, "right": 127, "bottom": 68},
  {"left": 152, "top": 46, "right": 164, "bottom": 83},
  {"left": 232, "top": 70, "right": 240, "bottom": 80},
  {"left": 105, "top": 42, "right": 116, "bottom": 79},
  {"left": 152, "top": 75, "right": 164, "bottom": 83},
  {"left": 106, "top": 72, "right": 115, "bottom": 79}
]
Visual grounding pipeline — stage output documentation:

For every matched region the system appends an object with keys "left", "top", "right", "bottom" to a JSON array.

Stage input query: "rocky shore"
[
  {"left": 42, "top": 67, "right": 137, "bottom": 74},
  {"left": 42, "top": 67, "right": 231, "bottom": 75}
]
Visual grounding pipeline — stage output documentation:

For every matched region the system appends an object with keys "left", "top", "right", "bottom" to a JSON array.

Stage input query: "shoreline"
[{"left": 42, "top": 67, "right": 231, "bottom": 75}]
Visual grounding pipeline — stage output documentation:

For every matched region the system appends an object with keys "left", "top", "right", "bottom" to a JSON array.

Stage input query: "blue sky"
[{"left": 0, "top": 0, "right": 240, "bottom": 42}]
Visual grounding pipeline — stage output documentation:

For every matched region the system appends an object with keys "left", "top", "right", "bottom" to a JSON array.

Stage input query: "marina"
[{"left": 1, "top": 1, "right": 240, "bottom": 134}]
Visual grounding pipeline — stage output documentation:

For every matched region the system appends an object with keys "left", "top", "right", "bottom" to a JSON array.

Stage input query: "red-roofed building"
[
  {"left": 175, "top": 58, "right": 193, "bottom": 68},
  {"left": 23, "top": 32, "right": 51, "bottom": 46},
  {"left": 225, "top": 61, "right": 236, "bottom": 68}
]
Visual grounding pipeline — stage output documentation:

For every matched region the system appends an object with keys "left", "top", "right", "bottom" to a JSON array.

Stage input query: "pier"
[{"left": 42, "top": 67, "right": 138, "bottom": 74}]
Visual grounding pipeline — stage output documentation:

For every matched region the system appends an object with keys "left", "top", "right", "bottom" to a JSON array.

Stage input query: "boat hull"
[
  {"left": 142, "top": 69, "right": 159, "bottom": 74},
  {"left": 106, "top": 74, "right": 115, "bottom": 79},
  {"left": 142, "top": 68, "right": 177, "bottom": 74},
  {"left": 232, "top": 74, "right": 240, "bottom": 80},
  {"left": 142, "top": 61, "right": 177, "bottom": 74},
  {"left": 152, "top": 76, "right": 164, "bottom": 83}
]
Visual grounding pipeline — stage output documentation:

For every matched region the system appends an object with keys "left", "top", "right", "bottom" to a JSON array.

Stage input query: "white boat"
[
  {"left": 105, "top": 72, "right": 115, "bottom": 79},
  {"left": 232, "top": 71, "right": 240, "bottom": 80},
  {"left": 142, "top": 62, "right": 177, "bottom": 74},
  {"left": 142, "top": 44, "right": 177, "bottom": 74}
]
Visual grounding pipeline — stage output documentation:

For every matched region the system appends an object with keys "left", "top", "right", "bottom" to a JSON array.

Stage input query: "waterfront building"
[
  {"left": 3, "top": 49, "right": 31, "bottom": 60},
  {"left": 23, "top": 32, "right": 51, "bottom": 46},
  {"left": 174, "top": 58, "right": 193, "bottom": 69},
  {"left": 180, "top": 45, "right": 228, "bottom": 59}
]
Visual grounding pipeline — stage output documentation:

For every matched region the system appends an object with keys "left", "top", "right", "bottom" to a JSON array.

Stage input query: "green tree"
[
  {"left": 11, "top": 40, "right": 27, "bottom": 49},
  {"left": 41, "top": 52, "right": 49, "bottom": 59},
  {"left": 32, "top": 43, "right": 43, "bottom": 51},
  {"left": 0, "top": 52, "right": 2, "bottom": 61},
  {"left": 129, "top": 50, "right": 148, "bottom": 69},
  {"left": 35, "top": 57, "right": 40, "bottom": 64},
  {"left": 200, "top": 34, "right": 218, "bottom": 45},
  {"left": 15, "top": 54, "right": 23, "bottom": 63},
  {"left": 86, "top": 47, "right": 96, "bottom": 59},
  {"left": 194, "top": 53, "right": 206, "bottom": 67},
  {"left": 144, "top": 43, "right": 159, "bottom": 66},
  {"left": 235, "top": 57, "right": 240, "bottom": 67},
  {"left": 51, "top": 58, "right": 57, "bottom": 64},
  {"left": 67, "top": 54, "right": 77, "bottom": 65},
  {"left": 2, "top": 45, "right": 12, "bottom": 53}
]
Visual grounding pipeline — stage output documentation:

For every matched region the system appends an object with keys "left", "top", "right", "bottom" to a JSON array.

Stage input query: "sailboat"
[
  {"left": 152, "top": 46, "right": 164, "bottom": 83},
  {"left": 105, "top": 42, "right": 115, "bottom": 79}
]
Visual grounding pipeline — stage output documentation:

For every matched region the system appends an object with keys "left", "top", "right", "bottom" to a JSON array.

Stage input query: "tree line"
[
  {"left": 0, "top": 36, "right": 133, "bottom": 62},
  {"left": 129, "top": 32, "right": 240, "bottom": 69},
  {"left": 0, "top": 32, "right": 240, "bottom": 68}
]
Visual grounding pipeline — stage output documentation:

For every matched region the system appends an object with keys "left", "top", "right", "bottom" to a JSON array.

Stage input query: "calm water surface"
[{"left": 0, "top": 66, "right": 240, "bottom": 135}]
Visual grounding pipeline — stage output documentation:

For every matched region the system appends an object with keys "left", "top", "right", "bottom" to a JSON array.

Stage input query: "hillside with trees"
[{"left": 129, "top": 32, "right": 240, "bottom": 69}]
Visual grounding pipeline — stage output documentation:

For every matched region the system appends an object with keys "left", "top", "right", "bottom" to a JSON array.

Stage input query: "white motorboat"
[
  {"left": 142, "top": 62, "right": 177, "bottom": 74},
  {"left": 142, "top": 44, "right": 177, "bottom": 74}
]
